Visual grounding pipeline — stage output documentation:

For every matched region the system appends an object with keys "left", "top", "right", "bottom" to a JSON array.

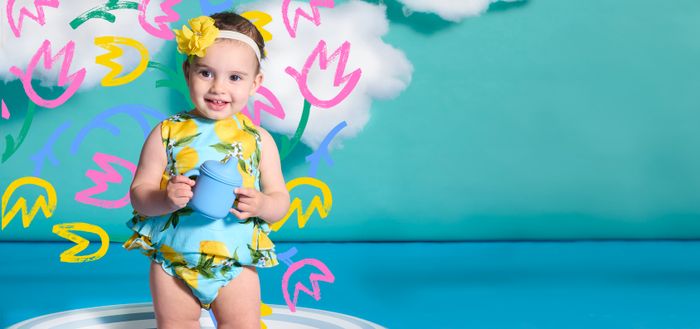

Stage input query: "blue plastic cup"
[{"left": 184, "top": 158, "right": 242, "bottom": 219}]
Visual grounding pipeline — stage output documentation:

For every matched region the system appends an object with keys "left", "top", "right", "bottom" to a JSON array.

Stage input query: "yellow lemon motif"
[
  {"left": 175, "top": 146, "right": 198, "bottom": 174},
  {"left": 242, "top": 172, "right": 255, "bottom": 189},
  {"left": 123, "top": 233, "right": 152, "bottom": 249},
  {"left": 199, "top": 240, "right": 231, "bottom": 265},
  {"left": 175, "top": 267, "right": 200, "bottom": 288},
  {"left": 160, "top": 244, "right": 184, "bottom": 263},
  {"left": 122, "top": 233, "right": 139, "bottom": 250},
  {"left": 160, "top": 122, "right": 171, "bottom": 144},
  {"left": 213, "top": 118, "right": 240, "bottom": 144},
  {"left": 251, "top": 226, "right": 275, "bottom": 251},
  {"left": 160, "top": 173, "right": 170, "bottom": 190},
  {"left": 139, "top": 235, "right": 152, "bottom": 247},
  {"left": 168, "top": 118, "right": 198, "bottom": 143},
  {"left": 214, "top": 116, "right": 256, "bottom": 159},
  {"left": 161, "top": 244, "right": 199, "bottom": 288}
]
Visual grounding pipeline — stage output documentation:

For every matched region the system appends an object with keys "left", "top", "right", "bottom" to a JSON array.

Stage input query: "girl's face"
[{"left": 184, "top": 39, "right": 263, "bottom": 120}]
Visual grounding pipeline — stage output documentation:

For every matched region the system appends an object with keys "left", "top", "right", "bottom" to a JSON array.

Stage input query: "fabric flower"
[
  {"left": 173, "top": 16, "right": 219, "bottom": 57},
  {"left": 229, "top": 142, "right": 243, "bottom": 160}
]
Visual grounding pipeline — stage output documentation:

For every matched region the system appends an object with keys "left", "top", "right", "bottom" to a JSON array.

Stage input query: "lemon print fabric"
[
  {"left": 252, "top": 225, "right": 278, "bottom": 267},
  {"left": 123, "top": 111, "right": 278, "bottom": 310},
  {"left": 199, "top": 240, "right": 231, "bottom": 266}
]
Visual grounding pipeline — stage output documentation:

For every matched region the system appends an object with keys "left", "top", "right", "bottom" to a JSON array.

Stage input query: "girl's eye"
[
  {"left": 230, "top": 75, "right": 242, "bottom": 81},
  {"left": 199, "top": 70, "right": 212, "bottom": 78}
]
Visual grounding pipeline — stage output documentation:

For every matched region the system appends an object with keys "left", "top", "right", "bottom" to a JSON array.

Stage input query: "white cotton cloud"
[
  {"left": 241, "top": 0, "right": 413, "bottom": 150},
  {"left": 396, "top": 0, "right": 520, "bottom": 22},
  {"left": 0, "top": 0, "right": 169, "bottom": 90}
]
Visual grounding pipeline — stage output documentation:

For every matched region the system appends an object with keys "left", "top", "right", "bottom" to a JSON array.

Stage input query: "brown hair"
[
  {"left": 183, "top": 12, "right": 265, "bottom": 74},
  {"left": 210, "top": 12, "right": 265, "bottom": 62}
]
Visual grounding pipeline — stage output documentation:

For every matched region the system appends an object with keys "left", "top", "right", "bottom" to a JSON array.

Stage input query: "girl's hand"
[
  {"left": 165, "top": 175, "right": 195, "bottom": 209},
  {"left": 230, "top": 187, "right": 266, "bottom": 220}
]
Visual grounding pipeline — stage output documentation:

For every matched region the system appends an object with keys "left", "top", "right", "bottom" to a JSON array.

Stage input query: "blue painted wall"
[{"left": 1, "top": 0, "right": 699, "bottom": 242}]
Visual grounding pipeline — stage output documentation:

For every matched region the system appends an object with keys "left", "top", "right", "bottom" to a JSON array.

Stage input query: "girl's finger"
[
  {"left": 235, "top": 201, "right": 250, "bottom": 212},
  {"left": 230, "top": 208, "right": 250, "bottom": 219},
  {"left": 171, "top": 175, "right": 195, "bottom": 186},
  {"left": 182, "top": 191, "right": 194, "bottom": 198},
  {"left": 175, "top": 188, "right": 193, "bottom": 197},
  {"left": 235, "top": 187, "right": 256, "bottom": 196}
]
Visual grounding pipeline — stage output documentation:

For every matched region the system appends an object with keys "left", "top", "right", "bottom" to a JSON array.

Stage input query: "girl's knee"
[
  {"left": 216, "top": 319, "right": 261, "bottom": 329},
  {"left": 155, "top": 319, "right": 201, "bottom": 329},
  {"left": 153, "top": 306, "right": 202, "bottom": 328},
  {"left": 211, "top": 303, "right": 260, "bottom": 328}
]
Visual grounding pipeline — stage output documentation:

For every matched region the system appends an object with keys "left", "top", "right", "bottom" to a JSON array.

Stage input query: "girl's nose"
[{"left": 210, "top": 78, "right": 226, "bottom": 93}]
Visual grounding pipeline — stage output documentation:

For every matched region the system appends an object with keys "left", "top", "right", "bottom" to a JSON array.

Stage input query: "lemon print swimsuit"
[{"left": 123, "top": 112, "right": 278, "bottom": 309}]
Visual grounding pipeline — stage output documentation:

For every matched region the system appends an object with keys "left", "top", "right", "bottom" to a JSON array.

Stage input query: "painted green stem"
[
  {"left": 2, "top": 102, "right": 36, "bottom": 163},
  {"left": 279, "top": 100, "right": 311, "bottom": 161},
  {"left": 148, "top": 61, "right": 194, "bottom": 108},
  {"left": 70, "top": 0, "right": 139, "bottom": 29}
]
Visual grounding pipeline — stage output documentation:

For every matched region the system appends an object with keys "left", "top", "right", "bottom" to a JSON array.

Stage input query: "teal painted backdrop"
[{"left": 1, "top": 0, "right": 699, "bottom": 243}]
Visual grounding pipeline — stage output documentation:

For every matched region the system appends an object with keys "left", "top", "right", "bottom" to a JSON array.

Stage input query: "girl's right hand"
[{"left": 165, "top": 175, "right": 196, "bottom": 209}]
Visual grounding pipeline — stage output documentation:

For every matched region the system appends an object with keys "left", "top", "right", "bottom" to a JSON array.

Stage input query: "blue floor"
[{"left": 2, "top": 241, "right": 700, "bottom": 328}]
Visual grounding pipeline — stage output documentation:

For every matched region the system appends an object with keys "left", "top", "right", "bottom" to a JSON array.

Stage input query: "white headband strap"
[{"left": 217, "top": 30, "right": 261, "bottom": 63}]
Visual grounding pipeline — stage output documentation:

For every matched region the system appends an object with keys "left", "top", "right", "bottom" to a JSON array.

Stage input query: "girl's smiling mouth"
[
  {"left": 205, "top": 98, "right": 230, "bottom": 110},
  {"left": 206, "top": 98, "right": 229, "bottom": 104}
]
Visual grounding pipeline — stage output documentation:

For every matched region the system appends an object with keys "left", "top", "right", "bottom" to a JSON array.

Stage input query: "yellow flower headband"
[{"left": 173, "top": 16, "right": 261, "bottom": 62}]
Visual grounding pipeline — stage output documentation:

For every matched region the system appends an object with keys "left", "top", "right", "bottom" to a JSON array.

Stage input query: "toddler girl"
[{"left": 123, "top": 11, "right": 290, "bottom": 329}]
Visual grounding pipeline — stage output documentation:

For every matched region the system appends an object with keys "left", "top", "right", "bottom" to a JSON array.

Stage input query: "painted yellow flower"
[{"left": 173, "top": 16, "right": 219, "bottom": 57}]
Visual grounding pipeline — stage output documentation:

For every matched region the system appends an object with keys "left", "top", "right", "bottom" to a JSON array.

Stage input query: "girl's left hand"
[{"left": 231, "top": 187, "right": 266, "bottom": 219}]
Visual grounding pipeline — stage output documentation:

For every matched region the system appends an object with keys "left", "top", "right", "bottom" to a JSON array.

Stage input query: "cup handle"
[{"left": 182, "top": 168, "right": 200, "bottom": 180}]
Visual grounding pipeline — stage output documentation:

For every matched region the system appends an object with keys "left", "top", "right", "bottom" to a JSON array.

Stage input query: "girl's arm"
[
  {"left": 130, "top": 123, "right": 194, "bottom": 216},
  {"left": 258, "top": 127, "right": 291, "bottom": 222},
  {"left": 231, "top": 127, "right": 290, "bottom": 223}
]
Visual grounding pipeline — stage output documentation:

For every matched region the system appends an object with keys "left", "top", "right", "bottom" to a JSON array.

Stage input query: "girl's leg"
[
  {"left": 211, "top": 266, "right": 261, "bottom": 329},
  {"left": 150, "top": 261, "right": 203, "bottom": 329}
]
